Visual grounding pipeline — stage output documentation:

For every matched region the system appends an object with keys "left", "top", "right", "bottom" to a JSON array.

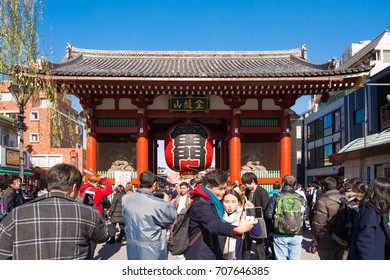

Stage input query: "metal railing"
[{"left": 240, "top": 170, "right": 280, "bottom": 178}]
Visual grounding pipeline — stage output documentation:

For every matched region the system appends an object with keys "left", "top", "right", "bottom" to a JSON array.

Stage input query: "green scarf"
[{"left": 202, "top": 185, "right": 225, "bottom": 221}]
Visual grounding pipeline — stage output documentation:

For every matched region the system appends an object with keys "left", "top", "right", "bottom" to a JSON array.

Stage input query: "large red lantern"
[{"left": 165, "top": 123, "right": 213, "bottom": 174}]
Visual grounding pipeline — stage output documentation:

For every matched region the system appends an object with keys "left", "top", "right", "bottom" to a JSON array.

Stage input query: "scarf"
[
  {"left": 223, "top": 205, "right": 243, "bottom": 260},
  {"left": 201, "top": 185, "right": 225, "bottom": 221}
]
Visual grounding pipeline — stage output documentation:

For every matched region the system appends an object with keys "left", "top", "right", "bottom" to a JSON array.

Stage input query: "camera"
[{"left": 154, "top": 192, "right": 165, "bottom": 199}]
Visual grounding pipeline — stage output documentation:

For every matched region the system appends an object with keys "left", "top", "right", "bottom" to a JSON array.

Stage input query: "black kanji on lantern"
[{"left": 170, "top": 124, "right": 209, "bottom": 171}]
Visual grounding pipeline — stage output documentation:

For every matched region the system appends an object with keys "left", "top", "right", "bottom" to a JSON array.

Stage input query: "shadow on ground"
[{"left": 94, "top": 242, "right": 126, "bottom": 260}]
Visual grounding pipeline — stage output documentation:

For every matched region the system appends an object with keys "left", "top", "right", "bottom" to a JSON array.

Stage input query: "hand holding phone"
[
  {"left": 245, "top": 207, "right": 263, "bottom": 221},
  {"left": 83, "top": 190, "right": 95, "bottom": 205}
]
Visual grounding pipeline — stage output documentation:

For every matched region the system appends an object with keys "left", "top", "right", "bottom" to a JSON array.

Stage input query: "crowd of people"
[{"left": 0, "top": 163, "right": 389, "bottom": 260}]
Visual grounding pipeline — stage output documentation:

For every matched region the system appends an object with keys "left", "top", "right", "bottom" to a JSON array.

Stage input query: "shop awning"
[
  {"left": 329, "top": 128, "right": 390, "bottom": 163},
  {"left": 0, "top": 168, "right": 34, "bottom": 177}
]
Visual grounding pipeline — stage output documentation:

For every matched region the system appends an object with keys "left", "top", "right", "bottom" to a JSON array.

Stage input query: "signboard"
[
  {"left": 5, "top": 148, "right": 27, "bottom": 167},
  {"left": 169, "top": 96, "right": 209, "bottom": 113},
  {"left": 114, "top": 171, "right": 134, "bottom": 186}
]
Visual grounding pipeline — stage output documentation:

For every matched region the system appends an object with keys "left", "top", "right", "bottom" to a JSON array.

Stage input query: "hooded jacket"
[
  {"left": 79, "top": 177, "right": 113, "bottom": 216},
  {"left": 311, "top": 189, "right": 346, "bottom": 249}
]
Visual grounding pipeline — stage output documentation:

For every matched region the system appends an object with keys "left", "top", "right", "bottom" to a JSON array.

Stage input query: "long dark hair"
[{"left": 364, "top": 177, "right": 390, "bottom": 215}]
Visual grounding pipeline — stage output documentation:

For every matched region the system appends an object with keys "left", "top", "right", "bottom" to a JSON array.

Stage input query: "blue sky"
[
  {"left": 41, "top": 0, "right": 390, "bottom": 115},
  {"left": 40, "top": 0, "right": 389, "bottom": 167}
]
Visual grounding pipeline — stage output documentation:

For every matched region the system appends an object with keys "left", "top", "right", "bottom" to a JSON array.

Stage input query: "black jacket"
[
  {"left": 108, "top": 193, "right": 125, "bottom": 224},
  {"left": 184, "top": 196, "right": 236, "bottom": 260},
  {"left": 2, "top": 187, "right": 24, "bottom": 214}
]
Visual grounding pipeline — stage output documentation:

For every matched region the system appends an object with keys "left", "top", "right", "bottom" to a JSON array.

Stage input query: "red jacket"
[{"left": 79, "top": 177, "right": 113, "bottom": 216}]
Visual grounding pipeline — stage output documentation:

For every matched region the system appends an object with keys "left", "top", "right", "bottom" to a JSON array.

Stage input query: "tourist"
[
  {"left": 122, "top": 170, "right": 177, "bottom": 260},
  {"left": 0, "top": 163, "right": 109, "bottom": 260},
  {"left": 184, "top": 169, "right": 256, "bottom": 260},
  {"left": 347, "top": 177, "right": 390, "bottom": 260}
]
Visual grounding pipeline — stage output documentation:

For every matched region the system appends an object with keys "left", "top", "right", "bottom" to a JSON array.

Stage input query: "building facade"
[
  {"left": 0, "top": 82, "right": 84, "bottom": 188},
  {"left": 303, "top": 31, "right": 390, "bottom": 185}
]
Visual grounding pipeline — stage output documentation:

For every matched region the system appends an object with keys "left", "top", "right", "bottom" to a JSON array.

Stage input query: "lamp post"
[{"left": 9, "top": 84, "right": 31, "bottom": 183}]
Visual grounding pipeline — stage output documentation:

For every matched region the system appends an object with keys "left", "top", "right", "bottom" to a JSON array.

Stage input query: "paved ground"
[{"left": 94, "top": 226, "right": 321, "bottom": 260}]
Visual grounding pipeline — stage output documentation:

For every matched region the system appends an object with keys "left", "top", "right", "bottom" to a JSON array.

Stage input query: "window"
[
  {"left": 315, "top": 146, "right": 324, "bottom": 168},
  {"left": 334, "top": 110, "right": 341, "bottom": 132},
  {"left": 1, "top": 134, "right": 10, "bottom": 146},
  {"left": 372, "top": 50, "right": 381, "bottom": 61},
  {"left": 40, "top": 98, "right": 49, "bottom": 108},
  {"left": 307, "top": 122, "right": 315, "bottom": 141},
  {"left": 324, "top": 144, "right": 333, "bottom": 166},
  {"left": 315, "top": 118, "right": 324, "bottom": 139},
  {"left": 354, "top": 108, "right": 364, "bottom": 124},
  {"left": 384, "top": 50, "right": 390, "bottom": 63},
  {"left": 52, "top": 136, "right": 60, "bottom": 148},
  {"left": 324, "top": 113, "right": 333, "bottom": 136},
  {"left": 324, "top": 113, "right": 333, "bottom": 129},
  {"left": 297, "top": 151, "right": 302, "bottom": 164},
  {"left": 307, "top": 149, "right": 315, "bottom": 169},
  {"left": 75, "top": 124, "right": 83, "bottom": 135},
  {"left": 296, "top": 126, "right": 301, "bottom": 139},
  {"left": 31, "top": 155, "right": 62, "bottom": 167},
  {"left": 30, "top": 133, "right": 39, "bottom": 142},
  {"left": 334, "top": 142, "right": 341, "bottom": 153},
  {"left": 30, "top": 111, "right": 39, "bottom": 121},
  {"left": 4, "top": 112, "right": 18, "bottom": 120}
]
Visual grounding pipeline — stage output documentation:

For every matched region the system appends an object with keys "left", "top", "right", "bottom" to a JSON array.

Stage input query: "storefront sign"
[
  {"left": 5, "top": 149, "right": 27, "bottom": 167},
  {"left": 169, "top": 96, "right": 209, "bottom": 112}
]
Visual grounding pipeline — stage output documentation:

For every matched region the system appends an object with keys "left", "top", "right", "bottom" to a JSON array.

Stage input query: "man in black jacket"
[
  {"left": 2, "top": 175, "right": 24, "bottom": 216},
  {"left": 241, "top": 172, "right": 271, "bottom": 260}
]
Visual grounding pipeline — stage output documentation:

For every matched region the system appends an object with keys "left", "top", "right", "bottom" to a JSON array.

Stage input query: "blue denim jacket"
[{"left": 122, "top": 188, "right": 177, "bottom": 260}]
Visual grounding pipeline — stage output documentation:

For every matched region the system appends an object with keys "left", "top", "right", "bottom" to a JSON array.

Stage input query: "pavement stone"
[{"left": 94, "top": 227, "right": 321, "bottom": 260}]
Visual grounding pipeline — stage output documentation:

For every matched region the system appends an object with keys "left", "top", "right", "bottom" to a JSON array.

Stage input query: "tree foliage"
[{"left": 0, "top": 0, "right": 73, "bottom": 144}]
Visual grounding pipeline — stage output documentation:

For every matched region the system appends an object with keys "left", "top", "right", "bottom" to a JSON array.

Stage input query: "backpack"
[
  {"left": 328, "top": 195, "right": 359, "bottom": 248},
  {"left": 168, "top": 206, "right": 202, "bottom": 255},
  {"left": 274, "top": 193, "right": 305, "bottom": 235}
]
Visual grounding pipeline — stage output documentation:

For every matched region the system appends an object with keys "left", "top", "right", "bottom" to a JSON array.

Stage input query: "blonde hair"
[{"left": 89, "top": 174, "right": 103, "bottom": 184}]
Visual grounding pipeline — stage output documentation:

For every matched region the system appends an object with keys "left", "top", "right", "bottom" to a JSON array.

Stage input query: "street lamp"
[{"left": 8, "top": 84, "right": 32, "bottom": 183}]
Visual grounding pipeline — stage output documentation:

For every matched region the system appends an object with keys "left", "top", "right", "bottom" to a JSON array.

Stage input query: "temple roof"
[{"left": 47, "top": 44, "right": 369, "bottom": 79}]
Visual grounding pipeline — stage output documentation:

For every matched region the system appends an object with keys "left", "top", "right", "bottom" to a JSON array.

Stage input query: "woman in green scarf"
[{"left": 184, "top": 169, "right": 256, "bottom": 260}]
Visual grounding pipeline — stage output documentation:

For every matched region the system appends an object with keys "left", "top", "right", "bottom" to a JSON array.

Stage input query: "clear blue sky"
[
  {"left": 41, "top": 0, "right": 390, "bottom": 115},
  {"left": 40, "top": 0, "right": 389, "bottom": 167}
]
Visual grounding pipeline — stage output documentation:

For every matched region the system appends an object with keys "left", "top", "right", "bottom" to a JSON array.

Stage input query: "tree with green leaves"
[{"left": 0, "top": 0, "right": 76, "bottom": 180}]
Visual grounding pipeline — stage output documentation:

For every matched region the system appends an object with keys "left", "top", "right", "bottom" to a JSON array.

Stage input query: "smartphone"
[
  {"left": 83, "top": 190, "right": 95, "bottom": 205},
  {"left": 245, "top": 207, "right": 263, "bottom": 221}
]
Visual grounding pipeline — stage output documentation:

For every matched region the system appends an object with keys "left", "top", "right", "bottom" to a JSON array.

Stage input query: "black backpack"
[
  {"left": 328, "top": 195, "right": 359, "bottom": 248},
  {"left": 168, "top": 205, "right": 202, "bottom": 255}
]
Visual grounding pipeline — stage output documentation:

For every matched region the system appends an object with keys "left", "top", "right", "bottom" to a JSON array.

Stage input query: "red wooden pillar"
[
  {"left": 229, "top": 110, "right": 241, "bottom": 184},
  {"left": 280, "top": 111, "right": 291, "bottom": 179},
  {"left": 137, "top": 109, "right": 148, "bottom": 177},
  {"left": 86, "top": 113, "right": 97, "bottom": 173}
]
